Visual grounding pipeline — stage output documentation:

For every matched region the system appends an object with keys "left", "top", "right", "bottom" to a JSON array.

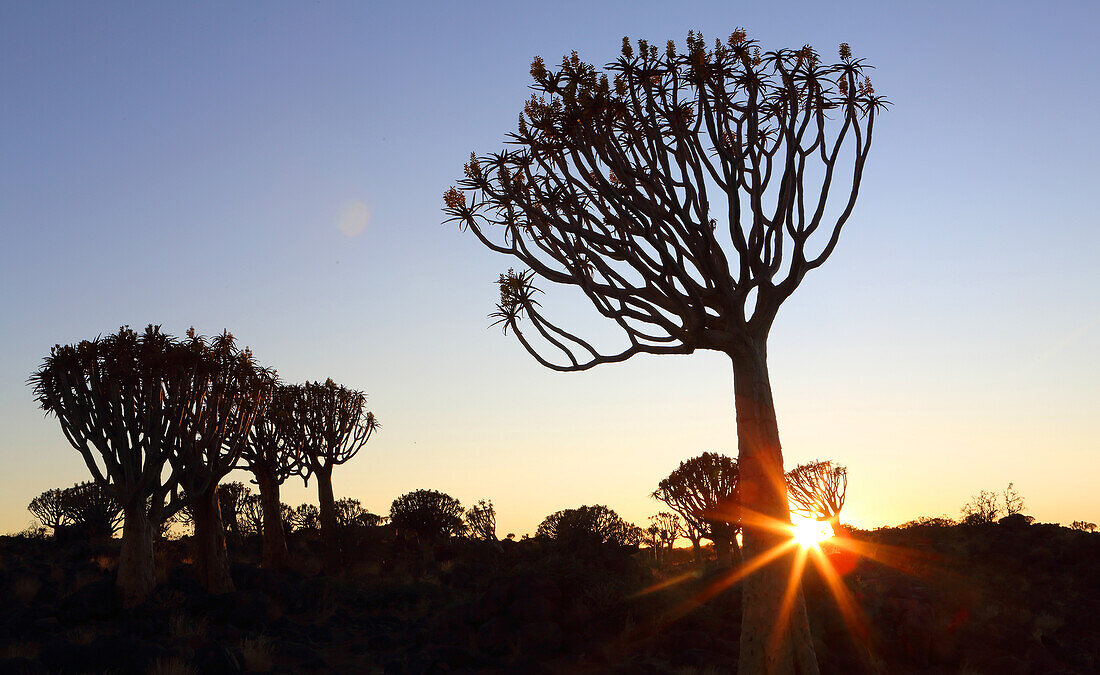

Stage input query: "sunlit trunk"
[
  {"left": 732, "top": 341, "right": 819, "bottom": 674},
  {"left": 315, "top": 468, "right": 338, "bottom": 572},
  {"left": 828, "top": 515, "right": 846, "bottom": 538},
  {"left": 191, "top": 485, "right": 235, "bottom": 594},
  {"left": 117, "top": 504, "right": 156, "bottom": 607},
  {"left": 255, "top": 468, "right": 289, "bottom": 569}
]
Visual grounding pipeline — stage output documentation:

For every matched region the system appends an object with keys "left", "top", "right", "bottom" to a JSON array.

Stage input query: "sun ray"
[
  {"left": 665, "top": 539, "right": 797, "bottom": 622},
  {"left": 768, "top": 544, "right": 811, "bottom": 656}
]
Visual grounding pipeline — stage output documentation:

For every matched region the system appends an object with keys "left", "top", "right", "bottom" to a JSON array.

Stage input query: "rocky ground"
[{"left": 0, "top": 521, "right": 1096, "bottom": 674}]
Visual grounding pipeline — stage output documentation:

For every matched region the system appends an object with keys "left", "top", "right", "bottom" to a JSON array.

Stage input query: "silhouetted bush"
[
  {"left": 536, "top": 505, "right": 638, "bottom": 549},
  {"left": 390, "top": 490, "right": 464, "bottom": 542}
]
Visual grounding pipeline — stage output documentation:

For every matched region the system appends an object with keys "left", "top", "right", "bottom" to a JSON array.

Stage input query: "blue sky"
[{"left": 2, "top": 1, "right": 1097, "bottom": 535}]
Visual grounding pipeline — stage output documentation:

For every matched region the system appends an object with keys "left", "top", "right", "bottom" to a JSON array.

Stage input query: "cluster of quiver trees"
[
  {"left": 652, "top": 452, "right": 849, "bottom": 566},
  {"left": 30, "top": 325, "right": 378, "bottom": 606}
]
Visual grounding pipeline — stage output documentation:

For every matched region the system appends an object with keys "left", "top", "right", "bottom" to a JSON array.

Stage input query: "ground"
[{"left": 0, "top": 521, "right": 1097, "bottom": 673}]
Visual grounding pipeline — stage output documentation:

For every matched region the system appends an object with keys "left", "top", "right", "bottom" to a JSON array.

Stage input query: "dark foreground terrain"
[{"left": 1, "top": 522, "right": 1097, "bottom": 674}]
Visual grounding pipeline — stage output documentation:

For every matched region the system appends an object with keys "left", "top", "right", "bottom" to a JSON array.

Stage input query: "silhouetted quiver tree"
[
  {"left": 536, "top": 505, "right": 639, "bottom": 549},
  {"left": 290, "top": 503, "right": 321, "bottom": 532},
  {"left": 390, "top": 490, "right": 465, "bottom": 549},
  {"left": 284, "top": 378, "right": 378, "bottom": 570},
  {"left": 333, "top": 497, "right": 378, "bottom": 528},
  {"left": 786, "top": 460, "right": 847, "bottom": 535},
  {"left": 444, "top": 29, "right": 885, "bottom": 672},
  {"left": 238, "top": 384, "right": 304, "bottom": 569},
  {"left": 649, "top": 512, "right": 683, "bottom": 561},
  {"left": 28, "top": 488, "right": 70, "bottom": 535},
  {"left": 239, "top": 494, "right": 264, "bottom": 537},
  {"left": 30, "top": 326, "right": 190, "bottom": 606},
  {"left": 653, "top": 452, "right": 741, "bottom": 567},
  {"left": 59, "top": 481, "right": 123, "bottom": 540},
  {"left": 216, "top": 481, "right": 251, "bottom": 546},
  {"left": 162, "top": 328, "right": 272, "bottom": 593},
  {"left": 464, "top": 499, "right": 500, "bottom": 545}
]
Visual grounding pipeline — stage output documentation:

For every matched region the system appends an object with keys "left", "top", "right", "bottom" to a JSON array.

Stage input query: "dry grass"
[
  {"left": 1, "top": 641, "right": 40, "bottom": 660},
  {"left": 148, "top": 656, "right": 198, "bottom": 675},
  {"left": 168, "top": 612, "right": 208, "bottom": 640},
  {"left": 237, "top": 636, "right": 274, "bottom": 672}
]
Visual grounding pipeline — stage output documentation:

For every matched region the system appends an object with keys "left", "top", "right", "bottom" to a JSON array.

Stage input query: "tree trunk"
[
  {"left": 828, "top": 516, "right": 846, "bottom": 538},
  {"left": 191, "top": 485, "right": 235, "bottom": 594},
  {"left": 714, "top": 536, "right": 734, "bottom": 569},
  {"left": 690, "top": 537, "right": 702, "bottom": 565},
  {"left": 315, "top": 469, "right": 338, "bottom": 572},
  {"left": 255, "top": 469, "right": 289, "bottom": 569},
  {"left": 732, "top": 341, "right": 819, "bottom": 674},
  {"left": 117, "top": 504, "right": 156, "bottom": 607}
]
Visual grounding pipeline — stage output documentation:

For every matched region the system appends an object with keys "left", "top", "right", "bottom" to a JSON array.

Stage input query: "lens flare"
[{"left": 791, "top": 518, "right": 833, "bottom": 549}]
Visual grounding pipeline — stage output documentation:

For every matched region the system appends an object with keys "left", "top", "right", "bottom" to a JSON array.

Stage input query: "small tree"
[
  {"left": 1070, "top": 521, "right": 1097, "bottom": 533},
  {"left": 239, "top": 494, "right": 264, "bottom": 537},
  {"left": 464, "top": 499, "right": 499, "bottom": 542},
  {"left": 284, "top": 379, "right": 378, "bottom": 570},
  {"left": 217, "top": 481, "right": 252, "bottom": 546},
  {"left": 653, "top": 453, "right": 740, "bottom": 567},
  {"left": 961, "top": 490, "right": 1000, "bottom": 525},
  {"left": 334, "top": 497, "right": 379, "bottom": 528},
  {"left": 59, "top": 481, "right": 123, "bottom": 540},
  {"left": 28, "top": 488, "right": 71, "bottom": 535},
  {"left": 290, "top": 503, "right": 321, "bottom": 532},
  {"left": 390, "top": 489, "right": 465, "bottom": 543},
  {"left": 650, "top": 512, "right": 684, "bottom": 557},
  {"left": 536, "top": 504, "right": 638, "bottom": 548},
  {"left": 1002, "top": 482, "right": 1025, "bottom": 516},
  {"left": 786, "top": 460, "right": 848, "bottom": 535}
]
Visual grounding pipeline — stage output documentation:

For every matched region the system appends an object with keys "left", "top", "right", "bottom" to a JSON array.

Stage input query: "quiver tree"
[
  {"left": 30, "top": 326, "right": 189, "bottom": 606},
  {"left": 284, "top": 379, "right": 378, "bottom": 570},
  {"left": 649, "top": 511, "right": 684, "bottom": 560},
  {"left": 785, "top": 460, "right": 847, "bottom": 535},
  {"left": 444, "top": 30, "right": 884, "bottom": 670},
  {"left": 238, "top": 384, "right": 304, "bottom": 569},
  {"left": 163, "top": 328, "right": 272, "bottom": 593},
  {"left": 216, "top": 481, "right": 252, "bottom": 546},
  {"left": 536, "top": 504, "right": 639, "bottom": 549},
  {"left": 240, "top": 494, "right": 264, "bottom": 537},
  {"left": 390, "top": 489, "right": 465, "bottom": 545},
  {"left": 334, "top": 497, "right": 381, "bottom": 528},
  {"left": 653, "top": 452, "right": 741, "bottom": 567},
  {"left": 28, "top": 488, "right": 70, "bottom": 535},
  {"left": 464, "top": 499, "right": 499, "bottom": 543},
  {"left": 59, "top": 481, "right": 123, "bottom": 540},
  {"left": 290, "top": 503, "right": 321, "bottom": 532}
]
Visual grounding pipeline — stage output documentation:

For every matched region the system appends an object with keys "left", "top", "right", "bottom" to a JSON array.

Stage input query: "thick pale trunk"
[
  {"left": 828, "top": 516, "right": 846, "bottom": 538},
  {"left": 733, "top": 342, "right": 819, "bottom": 675},
  {"left": 117, "top": 505, "right": 156, "bottom": 607},
  {"left": 255, "top": 469, "right": 289, "bottom": 569},
  {"left": 192, "top": 486, "right": 235, "bottom": 593},
  {"left": 315, "top": 470, "right": 338, "bottom": 572}
]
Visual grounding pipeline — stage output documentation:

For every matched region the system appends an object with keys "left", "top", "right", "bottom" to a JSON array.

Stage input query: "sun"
[{"left": 791, "top": 518, "right": 833, "bottom": 549}]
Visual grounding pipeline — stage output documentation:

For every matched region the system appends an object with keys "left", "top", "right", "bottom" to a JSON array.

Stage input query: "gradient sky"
[{"left": 2, "top": 1, "right": 1097, "bottom": 537}]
